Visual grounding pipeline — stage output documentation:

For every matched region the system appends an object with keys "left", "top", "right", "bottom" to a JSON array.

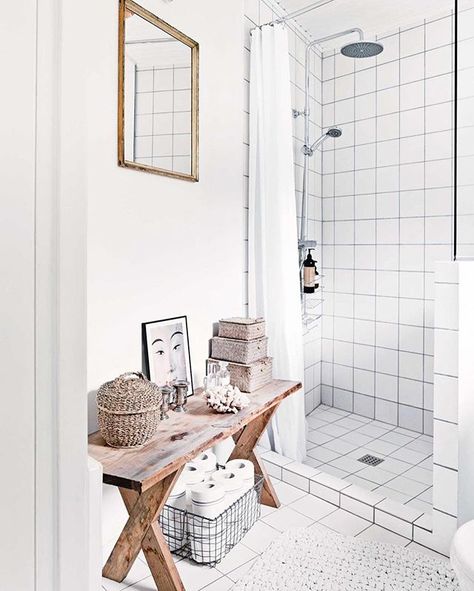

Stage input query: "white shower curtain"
[{"left": 248, "top": 24, "right": 306, "bottom": 462}]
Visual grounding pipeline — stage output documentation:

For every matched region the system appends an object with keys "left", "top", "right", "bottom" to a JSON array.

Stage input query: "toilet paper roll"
[
  {"left": 225, "top": 459, "right": 255, "bottom": 489},
  {"left": 189, "top": 450, "right": 217, "bottom": 481},
  {"left": 181, "top": 463, "right": 206, "bottom": 485},
  {"left": 211, "top": 469, "right": 245, "bottom": 506},
  {"left": 211, "top": 469, "right": 243, "bottom": 493},
  {"left": 167, "top": 478, "right": 186, "bottom": 509},
  {"left": 190, "top": 481, "right": 225, "bottom": 519},
  {"left": 162, "top": 479, "right": 187, "bottom": 552}
]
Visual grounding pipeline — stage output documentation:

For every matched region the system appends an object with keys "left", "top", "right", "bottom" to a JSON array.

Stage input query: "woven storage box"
[
  {"left": 209, "top": 357, "right": 272, "bottom": 393},
  {"left": 218, "top": 317, "right": 265, "bottom": 341},
  {"left": 97, "top": 372, "right": 162, "bottom": 448},
  {"left": 211, "top": 336, "right": 268, "bottom": 364}
]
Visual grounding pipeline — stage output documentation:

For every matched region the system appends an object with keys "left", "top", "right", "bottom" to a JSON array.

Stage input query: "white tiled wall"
[
  {"left": 320, "top": 11, "right": 455, "bottom": 434},
  {"left": 456, "top": 2, "right": 474, "bottom": 257},
  {"left": 243, "top": 0, "right": 324, "bottom": 414}
]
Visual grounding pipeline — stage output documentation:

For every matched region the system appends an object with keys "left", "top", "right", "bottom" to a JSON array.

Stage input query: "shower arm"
[
  {"left": 303, "top": 28, "right": 363, "bottom": 144},
  {"left": 299, "top": 28, "right": 363, "bottom": 245}
]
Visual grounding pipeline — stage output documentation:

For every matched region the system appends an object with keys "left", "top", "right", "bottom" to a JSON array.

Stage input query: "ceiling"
[{"left": 275, "top": 0, "right": 454, "bottom": 46}]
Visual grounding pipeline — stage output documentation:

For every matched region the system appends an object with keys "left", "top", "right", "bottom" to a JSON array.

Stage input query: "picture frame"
[{"left": 142, "top": 315, "right": 194, "bottom": 395}]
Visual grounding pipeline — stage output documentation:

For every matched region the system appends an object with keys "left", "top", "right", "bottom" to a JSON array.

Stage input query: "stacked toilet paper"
[{"left": 164, "top": 452, "right": 256, "bottom": 563}]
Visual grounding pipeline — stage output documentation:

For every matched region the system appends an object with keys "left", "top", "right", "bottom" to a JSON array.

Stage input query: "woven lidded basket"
[
  {"left": 97, "top": 372, "right": 162, "bottom": 448},
  {"left": 211, "top": 336, "right": 268, "bottom": 364},
  {"left": 218, "top": 317, "right": 266, "bottom": 341},
  {"left": 209, "top": 357, "right": 272, "bottom": 393}
]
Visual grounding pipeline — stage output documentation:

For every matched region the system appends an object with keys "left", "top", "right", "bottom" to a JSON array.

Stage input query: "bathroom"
[{"left": 3, "top": 0, "right": 474, "bottom": 589}]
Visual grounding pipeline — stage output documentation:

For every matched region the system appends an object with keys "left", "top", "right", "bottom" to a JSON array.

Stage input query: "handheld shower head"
[
  {"left": 326, "top": 128, "right": 342, "bottom": 138},
  {"left": 303, "top": 128, "right": 343, "bottom": 156}
]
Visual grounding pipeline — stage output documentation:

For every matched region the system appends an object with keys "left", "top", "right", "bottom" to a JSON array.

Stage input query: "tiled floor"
[
  {"left": 305, "top": 405, "right": 433, "bottom": 514},
  {"left": 101, "top": 481, "right": 445, "bottom": 591}
]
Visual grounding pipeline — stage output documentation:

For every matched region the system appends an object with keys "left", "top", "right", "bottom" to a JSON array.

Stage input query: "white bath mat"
[{"left": 233, "top": 526, "right": 459, "bottom": 590}]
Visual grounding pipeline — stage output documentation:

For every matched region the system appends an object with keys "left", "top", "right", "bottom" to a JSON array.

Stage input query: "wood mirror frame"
[{"left": 118, "top": 0, "right": 199, "bottom": 182}]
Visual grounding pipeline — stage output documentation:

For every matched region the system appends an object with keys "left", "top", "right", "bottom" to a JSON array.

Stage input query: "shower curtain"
[{"left": 248, "top": 24, "right": 306, "bottom": 462}]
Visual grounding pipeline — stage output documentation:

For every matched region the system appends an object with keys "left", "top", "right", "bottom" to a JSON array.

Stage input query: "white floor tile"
[
  {"left": 304, "top": 456, "right": 324, "bottom": 469},
  {"left": 273, "top": 480, "right": 307, "bottom": 505},
  {"left": 365, "top": 439, "right": 401, "bottom": 456},
  {"left": 225, "top": 557, "right": 257, "bottom": 583},
  {"left": 318, "top": 423, "right": 351, "bottom": 437},
  {"left": 357, "top": 524, "right": 410, "bottom": 546},
  {"left": 324, "top": 438, "right": 358, "bottom": 454},
  {"left": 339, "top": 432, "right": 373, "bottom": 447},
  {"left": 215, "top": 543, "right": 257, "bottom": 575},
  {"left": 404, "top": 466, "right": 433, "bottom": 486},
  {"left": 407, "top": 542, "right": 449, "bottom": 563},
  {"left": 356, "top": 424, "right": 390, "bottom": 438},
  {"left": 307, "top": 417, "right": 330, "bottom": 430},
  {"left": 383, "top": 475, "right": 430, "bottom": 498},
  {"left": 328, "top": 456, "right": 366, "bottom": 474},
  {"left": 343, "top": 474, "right": 379, "bottom": 491},
  {"left": 407, "top": 498, "right": 432, "bottom": 514},
  {"left": 380, "top": 431, "right": 414, "bottom": 446},
  {"left": 176, "top": 559, "right": 223, "bottom": 591},
  {"left": 291, "top": 493, "right": 338, "bottom": 520},
  {"left": 375, "top": 486, "right": 412, "bottom": 504},
  {"left": 320, "top": 464, "right": 351, "bottom": 479},
  {"left": 405, "top": 438, "right": 433, "bottom": 455},
  {"left": 102, "top": 557, "right": 151, "bottom": 591},
  {"left": 355, "top": 466, "right": 395, "bottom": 485},
  {"left": 307, "top": 430, "right": 333, "bottom": 445},
  {"left": 334, "top": 417, "right": 366, "bottom": 431},
  {"left": 201, "top": 575, "right": 235, "bottom": 590},
  {"left": 390, "top": 447, "right": 429, "bottom": 465},
  {"left": 377, "top": 457, "right": 412, "bottom": 476},
  {"left": 307, "top": 446, "right": 340, "bottom": 463},
  {"left": 240, "top": 520, "right": 279, "bottom": 553},
  {"left": 317, "top": 508, "right": 371, "bottom": 536},
  {"left": 261, "top": 506, "right": 314, "bottom": 532}
]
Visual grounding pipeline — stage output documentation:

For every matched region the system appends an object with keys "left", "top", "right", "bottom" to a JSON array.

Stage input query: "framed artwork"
[{"left": 142, "top": 315, "right": 194, "bottom": 394}]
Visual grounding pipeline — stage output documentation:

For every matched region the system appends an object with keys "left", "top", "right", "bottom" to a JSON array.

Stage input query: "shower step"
[{"left": 260, "top": 449, "right": 437, "bottom": 554}]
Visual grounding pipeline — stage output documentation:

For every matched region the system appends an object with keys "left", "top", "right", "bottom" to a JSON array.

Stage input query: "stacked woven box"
[{"left": 210, "top": 317, "right": 272, "bottom": 393}]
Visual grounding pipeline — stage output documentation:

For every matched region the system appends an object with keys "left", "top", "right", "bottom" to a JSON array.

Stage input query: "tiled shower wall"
[
  {"left": 457, "top": 1, "right": 474, "bottom": 257},
  {"left": 320, "top": 10, "right": 455, "bottom": 434},
  {"left": 243, "top": 0, "right": 324, "bottom": 414}
]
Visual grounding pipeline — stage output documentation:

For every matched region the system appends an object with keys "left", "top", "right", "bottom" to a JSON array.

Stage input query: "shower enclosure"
[{"left": 245, "top": 0, "right": 464, "bottom": 522}]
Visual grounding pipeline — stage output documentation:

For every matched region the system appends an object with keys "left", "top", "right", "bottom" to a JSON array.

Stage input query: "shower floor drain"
[{"left": 358, "top": 454, "right": 384, "bottom": 467}]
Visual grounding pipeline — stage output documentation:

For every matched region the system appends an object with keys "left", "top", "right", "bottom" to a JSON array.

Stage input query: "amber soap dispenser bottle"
[{"left": 303, "top": 249, "right": 319, "bottom": 294}]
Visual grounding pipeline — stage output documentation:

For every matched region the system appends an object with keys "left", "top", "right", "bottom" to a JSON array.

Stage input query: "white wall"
[
  {"left": 86, "top": 0, "right": 245, "bottom": 544},
  {"left": 0, "top": 2, "right": 36, "bottom": 587},
  {"left": 87, "top": 0, "right": 245, "bottom": 428},
  {"left": 1, "top": 0, "right": 90, "bottom": 589}
]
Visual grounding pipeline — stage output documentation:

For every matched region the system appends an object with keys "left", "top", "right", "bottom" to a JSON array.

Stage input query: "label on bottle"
[{"left": 304, "top": 266, "right": 315, "bottom": 287}]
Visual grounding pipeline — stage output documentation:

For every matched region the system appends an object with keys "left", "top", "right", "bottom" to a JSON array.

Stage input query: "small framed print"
[{"left": 142, "top": 315, "right": 194, "bottom": 394}]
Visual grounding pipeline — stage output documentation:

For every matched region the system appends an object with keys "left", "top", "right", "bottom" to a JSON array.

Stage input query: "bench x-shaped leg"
[
  {"left": 228, "top": 403, "right": 281, "bottom": 508},
  {"left": 102, "top": 467, "right": 185, "bottom": 590}
]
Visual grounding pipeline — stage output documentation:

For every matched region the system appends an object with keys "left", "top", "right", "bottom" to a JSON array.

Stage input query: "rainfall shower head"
[{"left": 341, "top": 40, "right": 384, "bottom": 58}]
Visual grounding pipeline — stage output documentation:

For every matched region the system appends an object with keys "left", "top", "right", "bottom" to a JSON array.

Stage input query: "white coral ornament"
[{"left": 205, "top": 385, "right": 250, "bottom": 414}]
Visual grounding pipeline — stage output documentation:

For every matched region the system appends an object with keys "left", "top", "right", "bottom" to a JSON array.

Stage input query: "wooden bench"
[{"left": 88, "top": 379, "right": 301, "bottom": 590}]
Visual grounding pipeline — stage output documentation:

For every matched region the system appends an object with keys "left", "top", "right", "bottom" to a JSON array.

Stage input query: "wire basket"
[{"left": 159, "top": 476, "right": 263, "bottom": 565}]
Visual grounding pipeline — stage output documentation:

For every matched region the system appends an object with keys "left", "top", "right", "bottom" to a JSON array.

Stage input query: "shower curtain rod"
[{"left": 262, "top": 0, "right": 337, "bottom": 27}]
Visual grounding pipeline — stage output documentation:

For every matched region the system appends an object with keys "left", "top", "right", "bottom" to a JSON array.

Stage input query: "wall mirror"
[{"left": 118, "top": 0, "right": 199, "bottom": 181}]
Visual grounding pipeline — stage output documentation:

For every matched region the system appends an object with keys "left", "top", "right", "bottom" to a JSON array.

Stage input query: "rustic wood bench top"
[{"left": 88, "top": 379, "right": 301, "bottom": 493}]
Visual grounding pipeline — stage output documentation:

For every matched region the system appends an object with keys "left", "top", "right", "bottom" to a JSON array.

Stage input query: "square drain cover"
[{"left": 358, "top": 454, "right": 384, "bottom": 467}]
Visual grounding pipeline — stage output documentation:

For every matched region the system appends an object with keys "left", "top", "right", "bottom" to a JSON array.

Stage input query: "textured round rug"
[{"left": 233, "top": 526, "right": 459, "bottom": 590}]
